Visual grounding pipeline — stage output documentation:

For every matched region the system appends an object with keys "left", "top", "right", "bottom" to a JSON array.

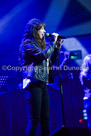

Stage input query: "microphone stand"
[{"left": 58, "top": 51, "right": 65, "bottom": 127}]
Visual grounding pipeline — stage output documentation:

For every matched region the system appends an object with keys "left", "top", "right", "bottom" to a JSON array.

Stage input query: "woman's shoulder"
[
  {"left": 23, "top": 39, "right": 32, "bottom": 46},
  {"left": 21, "top": 39, "right": 36, "bottom": 47},
  {"left": 21, "top": 39, "right": 41, "bottom": 52}
]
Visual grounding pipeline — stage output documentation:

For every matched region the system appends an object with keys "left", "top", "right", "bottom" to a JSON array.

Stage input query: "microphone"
[{"left": 45, "top": 33, "right": 66, "bottom": 39}]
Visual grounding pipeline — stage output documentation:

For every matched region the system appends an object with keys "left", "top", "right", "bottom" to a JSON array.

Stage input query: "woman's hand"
[
  {"left": 56, "top": 38, "right": 64, "bottom": 49},
  {"left": 52, "top": 32, "right": 64, "bottom": 48},
  {"left": 52, "top": 32, "right": 59, "bottom": 42}
]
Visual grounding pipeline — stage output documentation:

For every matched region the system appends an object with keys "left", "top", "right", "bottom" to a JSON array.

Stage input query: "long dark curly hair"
[{"left": 23, "top": 18, "right": 46, "bottom": 50}]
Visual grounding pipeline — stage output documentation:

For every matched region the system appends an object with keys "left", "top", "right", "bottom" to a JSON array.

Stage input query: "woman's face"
[{"left": 38, "top": 26, "right": 46, "bottom": 39}]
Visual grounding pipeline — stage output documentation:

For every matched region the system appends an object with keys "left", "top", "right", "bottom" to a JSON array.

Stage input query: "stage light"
[{"left": 79, "top": 119, "right": 83, "bottom": 123}]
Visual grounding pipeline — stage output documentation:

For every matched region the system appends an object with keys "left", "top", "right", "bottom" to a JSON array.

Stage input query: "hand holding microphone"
[
  {"left": 45, "top": 32, "right": 66, "bottom": 40},
  {"left": 46, "top": 32, "right": 64, "bottom": 48},
  {"left": 45, "top": 32, "right": 65, "bottom": 48},
  {"left": 51, "top": 32, "right": 59, "bottom": 42}
]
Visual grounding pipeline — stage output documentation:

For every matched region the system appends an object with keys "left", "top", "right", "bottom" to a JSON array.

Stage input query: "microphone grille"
[{"left": 45, "top": 33, "right": 50, "bottom": 37}]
